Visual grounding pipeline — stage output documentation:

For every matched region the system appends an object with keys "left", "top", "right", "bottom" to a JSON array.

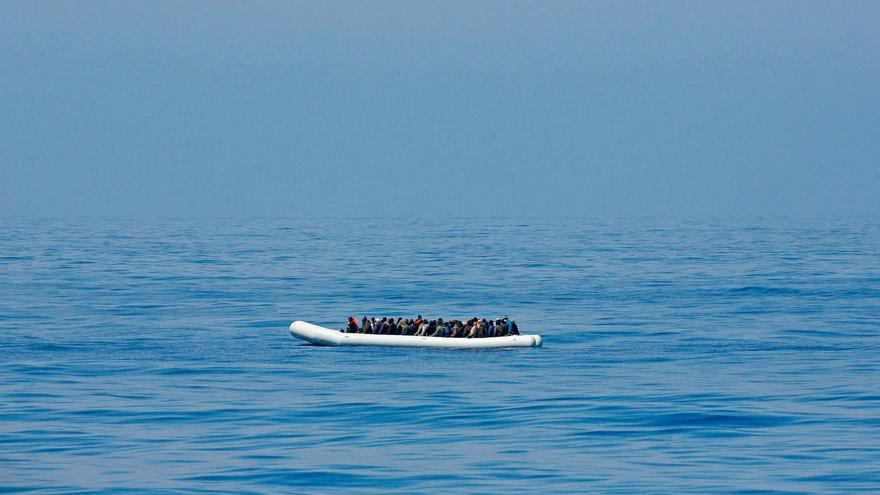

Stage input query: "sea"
[{"left": 1, "top": 217, "right": 878, "bottom": 494}]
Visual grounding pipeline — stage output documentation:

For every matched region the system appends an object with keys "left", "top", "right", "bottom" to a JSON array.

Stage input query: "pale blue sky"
[{"left": 2, "top": 1, "right": 878, "bottom": 217}]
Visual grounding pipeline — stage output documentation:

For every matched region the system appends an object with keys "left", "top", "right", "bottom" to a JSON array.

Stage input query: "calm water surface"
[{"left": 1, "top": 217, "right": 879, "bottom": 493}]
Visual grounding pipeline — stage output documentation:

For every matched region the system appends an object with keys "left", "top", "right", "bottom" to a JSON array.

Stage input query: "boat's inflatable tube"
[{"left": 290, "top": 321, "right": 542, "bottom": 349}]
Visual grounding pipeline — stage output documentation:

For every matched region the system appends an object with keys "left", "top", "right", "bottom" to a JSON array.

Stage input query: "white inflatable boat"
[{"left": 289, "top": 321, "right": 542, "bottom": 349}]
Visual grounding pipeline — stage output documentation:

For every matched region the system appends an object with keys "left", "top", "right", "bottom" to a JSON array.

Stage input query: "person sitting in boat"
[
  {"left": 509, "top": 320, "right": 519, "bottom": 335},
  {"left": 414, "top": 319, "right": 430, "bottom": 336},
  {"left": 465, "top": 319, "right": 479, "bottom": 338},
  {"left": 388, "top": 317, "right": 396, "bottom": 335},
  {"left": 429, "top": 318, "right": 447, "bottom": 337},
  {"left": 346, "top": 316, "right": 359, "bottom": 333},
  {"left": 447, "top": 321, "right": 461, "bottom": 338},
  {"left": 495, "top": 319, "right": 504, "bottom": 336}
]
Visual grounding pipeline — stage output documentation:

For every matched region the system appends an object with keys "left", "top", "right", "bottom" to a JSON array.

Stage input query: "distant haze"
[{"left": 2, "top": 1, "right": 878, "bottom": 218}]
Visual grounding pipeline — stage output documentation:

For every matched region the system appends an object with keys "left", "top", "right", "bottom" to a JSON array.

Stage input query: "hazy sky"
[{"left": 2, "top": 1, "right": 878, "bottom": 217}]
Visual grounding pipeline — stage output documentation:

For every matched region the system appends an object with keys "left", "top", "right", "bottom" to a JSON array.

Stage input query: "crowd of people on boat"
[{"left": 343, "top": 315, "right": 520, "bottom": 338}]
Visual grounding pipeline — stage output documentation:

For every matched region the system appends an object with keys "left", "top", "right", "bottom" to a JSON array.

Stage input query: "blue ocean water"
[{"left": 1, "top": 217, "right": 878, "bottom": 494}]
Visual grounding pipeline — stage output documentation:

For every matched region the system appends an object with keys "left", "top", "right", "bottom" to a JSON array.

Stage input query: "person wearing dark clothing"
[
  {"left": 455, "top": 322, "right": 466, "bottom": 337},
  {"left": 430, "top": 319, "right": 448, "bottom": 337},
  {"left": 346, "top": 317, "right": 358, "bottom": 333},
  {"left": 495, "top": 319, "right": 507, "bottom": 337}
]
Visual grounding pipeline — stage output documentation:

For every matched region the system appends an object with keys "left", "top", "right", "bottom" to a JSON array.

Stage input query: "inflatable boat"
[{"left": 289, "top": 321, "right": 542, "bottom": 348}]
